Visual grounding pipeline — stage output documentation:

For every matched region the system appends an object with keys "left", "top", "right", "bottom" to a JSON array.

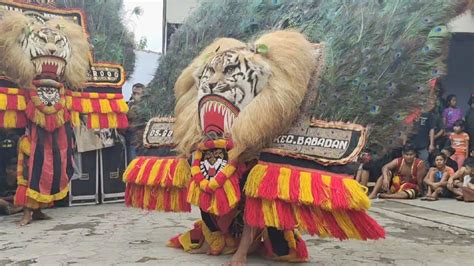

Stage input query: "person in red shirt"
[
  {"left": 449, "top": 120, "right": 469, "bottom": 169},
  {"left": 369, "top": 144, "right": 426, "bottom": 199}
]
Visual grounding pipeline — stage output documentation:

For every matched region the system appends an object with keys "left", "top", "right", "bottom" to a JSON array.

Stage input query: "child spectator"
[
  {"left": 449, "top": 120, "right": 469, "bottom": 168},
  {"left": 464, "top": 93, "right": 474, "bottom": 153},
  {"left": 0, "top": 158, "right": 22, "bottom": 215},
  {"left": 422, "top": 153, "right": 454, "bottom": 201},
  {"left": 441, "top": 147, "right": 459, "bottom": 172},
  {"left": 442, "top": 94, "right": 463, "bottom": 132},
  {"left": 447, "top": 157, "right": 474, "bottom": 201}
]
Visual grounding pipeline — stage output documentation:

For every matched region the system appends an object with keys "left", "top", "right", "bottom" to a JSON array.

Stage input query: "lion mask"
[
  {"left": 0, "top": 11, "right": 90, "bottom": 89},
  {"left": 174, "top": 31, "right": 321, "bottom": 160}
]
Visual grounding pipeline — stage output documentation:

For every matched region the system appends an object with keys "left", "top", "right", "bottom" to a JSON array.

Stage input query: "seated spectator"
[
  {"left": 422, "top": 153, "right": 454, "bottom": 201},
  {"left": 447, "top": 157, "right": 474, "bottom": 201},
  {"left": 0, "top": 158, "right": 22, "bottom": 215},
  {"left": 368, "top": 144, "right": 426, "bottom": 199},
  {"left": 356, "top": 148, "right": 401, "bottom": 187},
  {"left": 440, "top": 147, "right": 458, "bottom": 172}
]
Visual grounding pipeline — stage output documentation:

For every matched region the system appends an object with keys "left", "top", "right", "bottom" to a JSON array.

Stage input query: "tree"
[
  {"left": 57, "top": 0, "right": 136, "bottom": 78},
  {"left": 137, "top": 37, "right": 148, "bottom": 50}
]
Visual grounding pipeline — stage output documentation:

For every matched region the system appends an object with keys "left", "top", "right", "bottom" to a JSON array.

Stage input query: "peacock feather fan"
[{"left": 142, "top": 0, "right": 472, "bottom": 155}]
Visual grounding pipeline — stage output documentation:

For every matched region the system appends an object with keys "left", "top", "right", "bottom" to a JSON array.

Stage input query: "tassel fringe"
[
  {"left": 0, "top": 88, "right": 27, "bottom": 128},
  {"left": 67, "top": 91, "right": 128, "bottom": 128},
  {"left": 123, "top": 156, "right": 192, "bottom": 212},
  {"left": 244, "top": 162, "right": 370, "bottom": 211},
  {"left": 245, "top": 197, "right": 385, "bottom": 240},
  {"left": 243, "top": 161, "right": 384, "bottom": 240}
]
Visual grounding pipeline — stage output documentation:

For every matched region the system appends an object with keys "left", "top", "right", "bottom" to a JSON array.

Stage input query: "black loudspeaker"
[
  {"left": 100, "top": 143, "right": 127, "bottom": 203},
  {"left": 68, "top": 150, "right": 99, "bottom": 206}
]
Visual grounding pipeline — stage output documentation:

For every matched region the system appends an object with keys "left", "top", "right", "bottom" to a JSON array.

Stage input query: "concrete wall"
[
  {"left": 166, "top": 0, "right": 199, "bottom": 24},
  {"left": 449, "top": 10, "right": 474, "bottom": 33}
]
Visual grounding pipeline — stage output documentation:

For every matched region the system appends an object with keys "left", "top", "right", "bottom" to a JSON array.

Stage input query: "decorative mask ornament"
[{"left": 22, "top": 26, "right": 71, "bottom": 78}]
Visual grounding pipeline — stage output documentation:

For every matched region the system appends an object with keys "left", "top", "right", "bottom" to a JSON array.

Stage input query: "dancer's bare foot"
[
  {"left": 188, "top": 241, "right": 209, "bottom": 254},
  {"left": 227, "top": 252, "right": 247, "bottom": 266},
  {"left": 32, "top": 209, "right": 51, "bottom": 220},
  {"left": 18, "top": 209, "right": 32, "bottom": 226}
]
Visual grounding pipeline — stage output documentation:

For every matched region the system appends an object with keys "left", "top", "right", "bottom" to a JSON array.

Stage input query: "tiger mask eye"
[{"left": 224, "top": 65, "right": 237, "bottom": 74}]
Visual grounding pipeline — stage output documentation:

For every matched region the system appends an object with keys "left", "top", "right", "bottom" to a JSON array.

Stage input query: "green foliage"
[
  {"left": 57, "top": 0, "right": 136, "bottom": 78},
  {"left": 145, "top": 0, "right": 469, "bottom": 152},
  {"left": 137, "top": 36, "right": 148, "bottom": 50}
]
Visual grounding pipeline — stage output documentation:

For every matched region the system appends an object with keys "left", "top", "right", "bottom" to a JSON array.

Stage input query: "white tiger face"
[
  {"left": 197, "top": 48, "right": 269, "bottom": 135},
  {"left": 197, "top": 49, "right": 268, "bottom": 109},
  {"left": 21, "top": 26, "right": 71, "bottom": 78}
]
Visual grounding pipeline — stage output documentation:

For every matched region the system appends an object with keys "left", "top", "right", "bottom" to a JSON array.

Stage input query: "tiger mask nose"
[
  {"left": 45, "top": 43, "right": 57, "bottom": 54},
  {"left": 208, "top": 82, "right": 218, "bottom": 91}
]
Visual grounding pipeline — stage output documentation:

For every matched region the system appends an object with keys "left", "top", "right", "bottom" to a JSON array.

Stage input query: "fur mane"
[
  {"left": 173, "top": 31, "right": 318, "bottom": 160},
  {"left": 0, "top": 11, "right": 90, "bottom": 88}
]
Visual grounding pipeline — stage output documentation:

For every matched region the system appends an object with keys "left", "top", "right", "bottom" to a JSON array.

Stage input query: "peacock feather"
[{"left": 142, "top": 0, "right": 472, "bottom": 155}]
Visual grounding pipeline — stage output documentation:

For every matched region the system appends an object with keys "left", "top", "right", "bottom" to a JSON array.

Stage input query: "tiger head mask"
[
  {"left": 174, "top": 31, "right": 320, "bottom": 160},
  {"left": 0, "top": 11, "right": 90, "bottom": 89}
]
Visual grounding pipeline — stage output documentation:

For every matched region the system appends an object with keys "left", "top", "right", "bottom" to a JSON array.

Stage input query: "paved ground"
[{"left": 1, "top": 199, "right": 473, "bottom": 265}]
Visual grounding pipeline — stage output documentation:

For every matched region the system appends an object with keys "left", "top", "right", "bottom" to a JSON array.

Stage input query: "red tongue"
[
  {"left": 204, "top": 109, "right": 225, "bottom": 134},
  {"left": 41, "top": 63, "right": 59, "bottom": 79},
  {"left": 208, "top": 168, "right": 217, "bottom": 177}
]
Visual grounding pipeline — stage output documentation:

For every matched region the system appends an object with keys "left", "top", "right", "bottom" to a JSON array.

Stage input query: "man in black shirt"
[{"left": 408, "top": 112, "right": 435, "bottom": 167}]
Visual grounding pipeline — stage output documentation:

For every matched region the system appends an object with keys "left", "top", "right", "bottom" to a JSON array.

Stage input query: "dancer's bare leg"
[
  {"left": 379, "top": 192, "right": 409, "bottom": 199},
  {"left": 18, "top": 208, "right": 32, "bottom": 226},
  {"left": 227, "top": 224, "right": 257, "bottom": 266},
  {"left": 369, "top": 176, "right": 384, "bottom": 199}
]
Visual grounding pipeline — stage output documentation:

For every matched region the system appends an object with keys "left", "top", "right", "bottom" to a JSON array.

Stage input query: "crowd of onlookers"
[{"left": 356, "top": 87, "right": 474, "bottom": 202}]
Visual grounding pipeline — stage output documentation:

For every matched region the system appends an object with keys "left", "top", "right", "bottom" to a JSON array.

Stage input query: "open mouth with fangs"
[
  {"left": 31, "top": 56, "right": 67, "bottom": 79},
  {"left": 198, "top": 95, "right": 240, "bottom": 136}
]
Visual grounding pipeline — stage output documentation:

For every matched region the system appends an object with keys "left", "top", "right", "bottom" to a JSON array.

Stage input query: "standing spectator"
[
  {"left": 464, "top": 93, "right": 474, "bottom": 154},
  {"left": 408, "top": 111, "right": 435, "bottom": 167},
  {"left": 125, "top": 83, "right": 146, "bottom": 162},
  {"left": 442, "top": 94, "right": 463, "bottom": 132},
  {"left": 432, "top": 108, "right": 446, "bottom": 151},
  {"left": 422, "top": 153, "right": 454, "bottom": 201},
  {"left": 449, "top": 120, "right": 469, "bottom": 169}
]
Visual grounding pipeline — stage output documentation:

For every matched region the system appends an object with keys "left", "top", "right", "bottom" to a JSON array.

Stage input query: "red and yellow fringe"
[
  {"left": 244, "top": 162, "right": 370, "bottom": 211},
  {"left": 0, "top": 87, "right": 27, "bottom": 128},
  {"left": 123, "top": 156, "right": 191, "bottom": 212},
  {"left": 243, "top": 162, "right": 385, "bottom": 240},
  {"left": 14, "top": 136, "right": 30, "bottom": 206},
  {"left": 0, "top": 110, "right": 27, "bottom": 128},
  {"left": 187, "top": 139, "right": 243, "bottom": 216},
  {"left": 67, "top": 91, "right": 129, "bottom": 129}
]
